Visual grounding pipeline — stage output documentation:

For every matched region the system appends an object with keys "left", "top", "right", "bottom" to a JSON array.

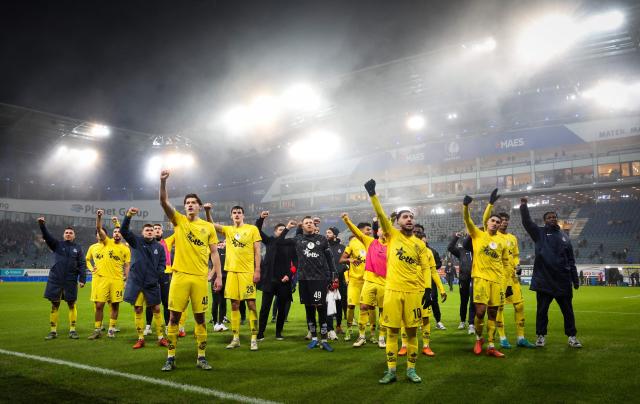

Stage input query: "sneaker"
[
  {"left": 320, "top": 341, "right": 334, "bottom": 352},
  {"left": 568, "top": 336, "right": 583, "bottom": 348},
  {"left": 178, "top": 329, "right": 186, "bottom": 338},
  {"left": 223, "top": 316, "right": 230, "bottom": 324},
  {"left": 343, "top": 329, "right": 352, "bottom": 341},
  {"left": 219, "top": 324, "right": 228, "bottom": 331},
  {"left": 307, "top": 339, "right": 319, "bottom": 349},
  {"left": 114, "top": 328, "right": 120, "bottom": 333},
  {"left": 133, "top": 339, "right": 145, "bottom": 349},
  {"left": 44, "top": 331, "right": 57, "bottom": 340},
  {"left": 335, "top": 326, "right": 344, "bottom": 334},
  {"left": 305, "top": 331, "right": 312, "bottom": 340},
  {"left": 535, "top": 335, "right": 546, "bottom": 347},
  {"left": 378, "top": 370, "right": 397, "bottom": 384},
  {"left": 143, "top": 325, "right": 152, "bottom": 336},
  {"left": 107, "top": 329, "right": 116, "bottom": 338},
  {"left": 398, "top": 346, "right": 408, "bottom": 356},
  {"left": 435, "top": 322, "right": 446, "bottom": 330},
  {"left": 68, "top": 331, "right": 79, "bottom": 339},
  {"left": 406, "top": 368, "right": 422, "bottom": 383},
  {"left": 487, "top": 347, "right": 505, "bottom": 358},
  {"left": 473, "top": 338, "right": 484, "bottom": 355},
  {"left": 517, "top": 338, "right": 536, "bottom": 348},
  {"left": 457, "top": 322, "right": 466, "bottom": 330},
  {"left": 87, "top": 329, "right": 102, "bottom": 340},
  {"left": 500, "top": 339, "right": 512, "bottom": 349},
  {"left": 352, "top": 336, "right": 367, "bottom": 347},
  {"left": 275, "top": 334, "right": 284, "bottom": 341},
  {"left": 378, "top": 336, "right": 386, "bottom": 348},
  {"left": 226, "top": 338, "right": 240, "bottom": 349},
  {"left": 250, "top": 340, "right": 258, "bottom": 351},
  {"left": 422, "top": 346, "right": 435, "bottom": 357},
  {"left": 196, "top": 357, "right": 212, "bottom": 370},
  {"left": 327, "top": 330, "right": 338, "bottom": 341},
  {"left": 161, "top": 357, "right": 176, "bottom": 372},
  {"left": 468, "top": 325, "right": 476, "bottom": 335},
  {"left": 256, "top": 335, "right": 265, "bottom": 342},
  {"left": 213, "top": 323, "right": 222, "bottom": 332},
  {"left": 158, "top": 337, "right": 169, "bottom": 347},
  {"left": 370, "top": 335, "right": 378, "bottom": 344}
]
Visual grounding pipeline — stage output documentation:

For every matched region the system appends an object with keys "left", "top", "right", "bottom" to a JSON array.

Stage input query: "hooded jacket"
[{"left": 39, "top": 223, "right": 87, "bottom": 284}]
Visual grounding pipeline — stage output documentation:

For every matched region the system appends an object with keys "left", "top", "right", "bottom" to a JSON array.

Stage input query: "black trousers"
[
  {"left": 258, "top": 280, "right": 292, "bottom": 337},
  {"left": 271, "top": 295, "right": 291, "bottom": 321},
  {"left": 459, "top": 277, "right": 475, "bottom": 323},
  {"left": 145, "top": 279, "right": 170, "bottom": 326},
  {"left": 446, "top": 274, "right": 455, "bottom": 291},
  {"left": 430, "top": 287, "right": 441, "bottom": 322},
  {"left": 211, "top": 275, "right": 227, "bottom": 324},
  {"left": 536, "top": 291, "right": 577, "bottom": 337}
]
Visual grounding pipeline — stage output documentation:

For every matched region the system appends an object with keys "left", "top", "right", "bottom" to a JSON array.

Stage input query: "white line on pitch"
[
  {"left": 622, "top": 295, "right": 640, "bottom": 299},
  {"left": 500, "top": 307, "right": 639, "bottom": 315},
  {"left": 0, "top": 349, "right": 280, "bottom": 404}
]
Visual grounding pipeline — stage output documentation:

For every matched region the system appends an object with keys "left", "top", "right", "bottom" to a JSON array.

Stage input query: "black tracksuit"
[
  {"left": 255, "top": 217, "right": 294, "bottom": 338},
  {"left": 448, "top": 234, "right": 475, "bottom": 323},
  {"left": 521, "top": 203, "right": 579, "bottom": 337},
  {"left": 39, "top": 223, "right": 87, "bottom": 302},
  {"left": 210, "top": 247, "right": 227, "bottom": 324},
  {"left": 327, "top": 238, "right": 347, "bottom": 329},
  {"left": 426, "top": 244, "right": 443, "bottom": 323}
]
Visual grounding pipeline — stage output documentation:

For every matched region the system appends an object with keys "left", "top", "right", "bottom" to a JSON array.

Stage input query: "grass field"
[{"left": 1, "top": 282, "right": 639, "bottom": 403}]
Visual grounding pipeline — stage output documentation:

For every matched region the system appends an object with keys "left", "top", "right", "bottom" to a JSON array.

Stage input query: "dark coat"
[
  {"left": 448, "top": 234, "right": 473, "bottom": 282},
  {"left": 39, "top": 223, "right": 87, "bottom": 284},
  {"left": 520, "top": 204, "right": 578, "bottom": 297},
  {"left": 255, "top": 217, "right": 294, "bottom": 293}
]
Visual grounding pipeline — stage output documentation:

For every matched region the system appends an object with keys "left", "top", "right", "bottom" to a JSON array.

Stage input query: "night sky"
[{"left": 0, "top": 0, "right": 532, "bottom": 134}]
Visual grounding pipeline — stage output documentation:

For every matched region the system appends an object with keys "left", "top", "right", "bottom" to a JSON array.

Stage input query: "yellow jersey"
[
  {"left": 371, "top": 195, "right": 433, "bottom": 293},
  {"left": 171, "top": 210, "right": 218, "bottom": 276},
  {"left": 344, "top": 237, "right": 367, "bottom": 282},
  {"left": 221, "top": 224, "right": 261, "bottom": 273},
  {"left": 482, "top": 203, "right": 520, "bottom": 282},
  {"left": 463, "top": 205, "right": 508, "bottom": 283},
  {"left": 86, "top": 243, "right": 101, "bottom": 273},
  {"left": 88, "top": 237, "right": 130, "bottom": 279},
  {"left": 343, "top": 216, "right": 385, "bottom": 286}
]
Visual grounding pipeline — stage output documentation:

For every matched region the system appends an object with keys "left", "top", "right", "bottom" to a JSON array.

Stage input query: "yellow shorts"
[
  {"left": 224, "top": 271, "right": 256, "bottom": 301},
  {"left": 360, "top": 281, "right": 385, "bottom": 307},
  {"left": 473, "top": 277, "right": 504, "bottom": 307},
  {"left": 347, "top": 279, "right": 364, "bottom": 306},
  {"left": 505, "top": 279, "right": 524, "bottom": 304},
  {"left": 168, "top": 271, "right": 209, "bottom": 313},
  {"left": 91, "top": 277, "right": 124, "bottom": 303},
  {"left": 134, "top": 291, "right": 148, "bottom": 307},
  {"left": 381, "top": 289, "right": 423, "bottom": 329},
  {"left": 422, "top": 306, "right": 433, "bottom": 319}
]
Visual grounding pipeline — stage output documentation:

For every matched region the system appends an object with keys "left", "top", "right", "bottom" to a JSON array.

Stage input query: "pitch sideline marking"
[
  {"left": 622, "top": 295, "right": 640, "bottom": 299},
  {"left": 0, "top": 349, "right": 280, "bottom": 404},
  {"left": 500, "top": 307, "right": 639, "bottom": 315}
]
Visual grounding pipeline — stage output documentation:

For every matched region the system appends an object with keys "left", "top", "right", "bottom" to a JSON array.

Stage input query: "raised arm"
[
  {"left": 203, "top": 203, "right": 214, "bottom": 223},
  {"left": 462, "top": 196, "right": 480, "bottom": 238},
  {"left": 447, "top": 233, "right": 461, "bottom": 258},
  {"left": 96, "top": 210, "right": 107, "bottom": 242},
  {"left": 365, "top": 179, "right": 394, "bottom": 235},
  {"left": 483, "top": 188, "right": 501, "bottom": 226},
  {"left": 341, "top": 213, "right": 373, "bottom": 248},
  {"left": 519, "top": 197, "right": 539, "bottom": 242},
  {"left": 159, "top": 170, "right": 177, "bottom": 226},
  {"left": 255, "top": 211, "right": 274, "bottom": 243},
  {"left": 120, "top": 208, "right": 138, "bottom": 247},
  {"left": 37, "top": 217, "right": 58, "bottom": 251}
]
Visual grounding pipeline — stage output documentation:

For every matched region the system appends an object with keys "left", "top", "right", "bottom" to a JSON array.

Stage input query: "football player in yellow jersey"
[
  {"left": 462, "top": 194, "right": 509, "bottom": 358},
  {"left": 341, "top": 213, "right": 387, "bottom": 348},
  {"left": 339, "top": 221, "right": 370, "bottom": 341},
  {"left": 159, "top": 170, "right": 222, "bottom": 371},
  {"left": 482, "top": 189, "right": 536, "bottom": 349},
  {"left": 213, "top": 205, "right": 262, "bottom": 351},
  {"left": 365, "top": 179, "right": 433, "bottom": 384},
  {"left": 87, "top": 210, "right": 130, "bottom": 340}
]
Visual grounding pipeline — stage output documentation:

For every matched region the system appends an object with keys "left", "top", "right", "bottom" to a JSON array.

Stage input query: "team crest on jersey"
[
  {"left": 234, "top": 233, "right": 241, "bottom": 240},
  {"left": 307, "top": 242, "right": 315, "bottom": 249},
  {"left": 154, "top": 249, "right": 158, "bottom": 255},
  {"left": 199, "top": 228, "right": 206, "bottom": 235},
  {"left": 562, "top": 236, "right": 567, "bottom": 242},
  {"left": 489, "top": 242, "right": 498, "bottom": 250},
  {"left": 73, "top": 248, "right": 77, "bottom": 253},
  {"left": 359, "top": 249, "right": 366, "bottom": 257}
]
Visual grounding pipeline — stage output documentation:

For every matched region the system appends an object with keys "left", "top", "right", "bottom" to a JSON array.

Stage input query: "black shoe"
[
  {"left": 275, "top": 334, "right": 284, "bottom": 341},
  {"left": 257, "top": 334, "right": 265, "bottom": 342}
]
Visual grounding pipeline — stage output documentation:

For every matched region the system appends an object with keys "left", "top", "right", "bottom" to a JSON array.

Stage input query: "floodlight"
[
  {"left": 282, "top": 84, "right": 321, "bottom": 111},
  {"left": 516, "top": 14, "right": 578, "bottom": 65},
  {"left": 406, "top": 114, "right": 426, "bottom": 131}
]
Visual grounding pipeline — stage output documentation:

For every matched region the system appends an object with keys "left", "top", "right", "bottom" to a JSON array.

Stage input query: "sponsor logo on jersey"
[
  {"left": 231, "top": 238, "right": 247, "bottom": 248},
  {"left": 303, "top": 249, "right": 320, "bottom": 258},
  {"left": 482, "top": 245, "right": 500, "bottom": 259},
  {"left": 395, "top": 247, "right": 417, "bottom": 265},
  {"left": 187, "top": 231, "right": 205, "bottom": 247}
]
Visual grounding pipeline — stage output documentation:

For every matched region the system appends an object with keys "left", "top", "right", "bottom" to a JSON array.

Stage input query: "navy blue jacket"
[
  {"left": 520, "top": 203, "right": 578, "bottom": 296},
  {"left": 39, "top": 223, "right": 87, "bottom": 284},
  {"left": 255, "top": 217, "right": 294, "bottom": 292},
  {"left": 120, "top": 216, "right": 166, "bottom": 301},
  {"left": 448, "top": 234, "right": 473, "bottom": 282}
]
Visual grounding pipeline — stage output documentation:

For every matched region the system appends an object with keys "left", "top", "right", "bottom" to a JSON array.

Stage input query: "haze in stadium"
[{"left": 1, "top": 1, "right": 639, "bottom": 402}]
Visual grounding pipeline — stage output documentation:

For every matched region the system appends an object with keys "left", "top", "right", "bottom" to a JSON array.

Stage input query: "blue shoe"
[
  {"left": 307, "top": 339, "right": 319, "bottom": 349},
  {"left": 320, "top": 341, "right": 334, "bottom": 352},
  {"left": 517, "top": 338, "right": 537, "bottom": 348},
  {"left": 406, "top": 368, "right": 422, "bottom": 383},
  {"left": 500, "top": 339, "right": 512, "bottom": 349}
]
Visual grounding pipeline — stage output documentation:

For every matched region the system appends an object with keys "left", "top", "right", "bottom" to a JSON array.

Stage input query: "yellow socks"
[
  {"left": 421, "top": 317, "right": 431, "bottom": 346},
  {"left": 249, "top": 308, "right": 258, "bottom": 341},
  {"left": 153, "top": 311, "right": 163, "bottom": 338},
  {"left": 368, "top": 308, "right": 376, "bottom": 334},
  {"left": 68, "top": 305, "right": 77, "bottom": 332},
  {"left": 358, "top": 310, "right": 368, "bottom": 338},
  {"left": 135, "top": 311, "right": 144, "bottom": 339},
  {"left": 108, "top": 318, "right": 117, "bottom": 331},
  {"left": 231, "top": 309, "right": 240, "bottom": 339},
  {"left": 94, "top": 320, "right": 102, "bottom": 330},
  {"left": 514, "top": 302, "right": 526, "bottom": 338},
  {"left": 497, "top": 306, "right": 506, "bottom": 339},
  {"left": 406, "top": 330, "right": 418, "bottom": 369},
  {"left": 401, "top": 328, "right": 408, "bottom": 348},
  {"left": 474, "top": 315, "right": 484, "bottom": 340},
  {"left": 488, "top": 318, "right": 497, "bottom": 345},
  {"left": 50, "top": 306, "right": 59, "bottom": 332},
  {"left": 195, "top": 322, "right": 207, "bottom": 357},
  {"left": 167, "top": 324, "right": 178, "bottom": 357},
  {"left": 386, "top": 328, "right": 399, "bottom": 372},
  {"left": 347, "top": 307, "right": 355, "bottom": 330}
]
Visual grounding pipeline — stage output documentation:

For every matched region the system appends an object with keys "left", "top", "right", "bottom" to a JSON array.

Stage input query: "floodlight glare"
[
  {"left": 582, "top": 10, "right": 624, "bottom": 33},
  {"left": 282, "top": 84, "right": 321, "bottom": 111},
  {"left": 470, "top": 37, "right": 496, "bottom": 53},
  {"left": 222, "top": 105, "right": 250, "bottom": 134},
  {"left": 516, "top": 14, "right": 579, "bottom": 65},
  {"left": 289, "top": 130, "right": 340, "bottom": 161},
  {"left": 406, "top": 114, "right": 426, "bottom": 131},
  {"left": 90, "top": 124, "right": 110, "bottom": 137},
  {"left": 249, "top": 95, "right": 281, "bottom": 127},
  {"left": 582, "top": 80, "right": 640, "bottom": 110}
]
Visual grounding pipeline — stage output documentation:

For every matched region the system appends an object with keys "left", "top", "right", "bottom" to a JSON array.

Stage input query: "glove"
[
  {"left": 515, "top": 265, "right": 522, "bottom": 276},
  {"left": 573, "top": 281, "right": 579, "bottom": 290},
  {"left": 422, "top": 288, "right": 433, "bottom": 308},
  {"left": 505, "top": 286, "right": 513, "bottom": 298},
  {"left": 463, "top": 195, "right": 473, "bottom": 206},
  {"left": 489, "top": 188, "right": 501, "bottom": 204},
  {"left": 364, "top": 179, "right": 376, "bottom": 196}
]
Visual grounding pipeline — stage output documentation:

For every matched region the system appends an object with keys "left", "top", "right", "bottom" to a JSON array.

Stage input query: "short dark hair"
[
  {"left": 357, "top": 222, "right": 371, "bottom": 230},
  {"left": 488, "top": 214, "right": 502, "bottom": 222},
  {"left": 498, "top": 212, "right": 510, "bottom": 220},
  {"left": 143, "top": 223, "right": 154, "bottom": 229},
  {"left": 183, "top": 193, "right": 203, "bottom": 206},
  {"left": 543, "top": 211, "right": 558, "bottom": 220},
  {"left": 303, "top": 216, "right": 313, "bottom": 221},
  {"left": 231, "top": 205, "right": 244, "bottom": 214},
  {"left": 153, "top": 223, "right": 163, "bottom": 228},
  {"left": 274, "top": 223, "right": 286, "bottom": 230},
  {"left": 414, "top": 223, "right": 424, "bottom": 230},
  {"left": 65, "top": 226, "right": 75, "bottom": 232}
]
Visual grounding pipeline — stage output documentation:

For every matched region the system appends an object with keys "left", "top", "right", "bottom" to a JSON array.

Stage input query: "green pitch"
[{"left": 0, "top": 283, "right": 638, "bottom": 403}]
